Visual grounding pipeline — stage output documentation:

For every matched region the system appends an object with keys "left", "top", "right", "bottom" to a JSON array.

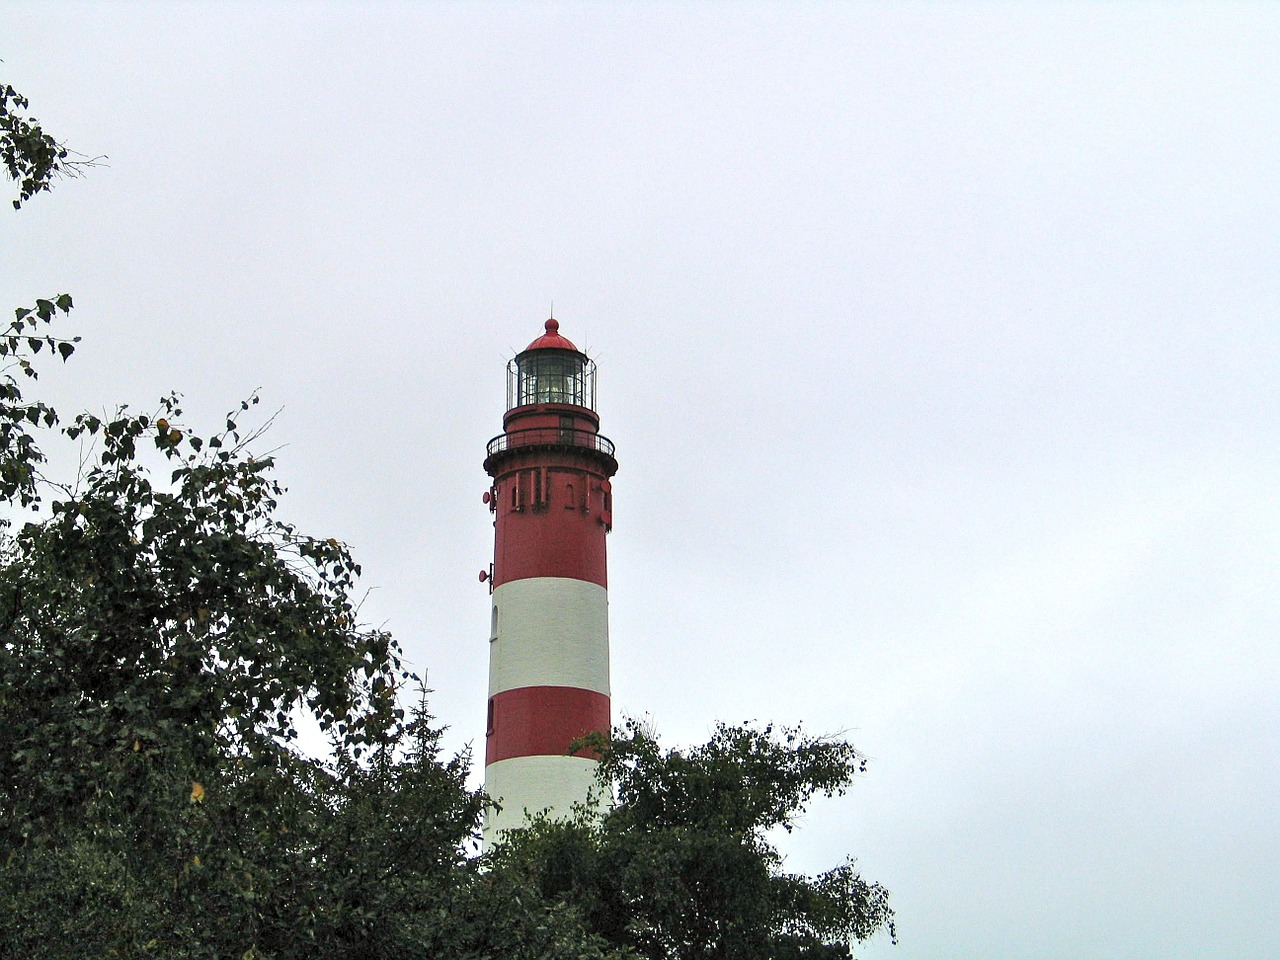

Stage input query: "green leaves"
[
  {"left": 2, "top": 84, "right": 101, "bottom": 210},
  {"left": 488, "top": 721, "right": 895, "bottom": 959},
  {"left": 1, "top": 83, "right": 68, "bottom": 209},
  {"left": 599, "top": 719, "right": 866, "bottom": 840},
  {"left": 0, "top": 295, "right": 79, "bottom": 508},
  {"left": 0, "top": 387, "right": 497, "bottom": 958},
  {"left": 0, "top": 387, "right": 417, "bottom": 833}
]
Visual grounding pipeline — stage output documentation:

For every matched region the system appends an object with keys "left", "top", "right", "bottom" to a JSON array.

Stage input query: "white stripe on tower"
[{"left": 489, "top": 578, "right": 609, "bottom": 695}]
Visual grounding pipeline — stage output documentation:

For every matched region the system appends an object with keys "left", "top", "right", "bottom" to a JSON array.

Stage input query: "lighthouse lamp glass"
[{"left": 509, "top": 352, "right": 596, "bottom": 410}]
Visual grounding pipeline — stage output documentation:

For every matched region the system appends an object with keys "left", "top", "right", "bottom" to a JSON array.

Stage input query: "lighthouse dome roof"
[{"left": 524, "top": 318, "right": 579, "bottom": 353}]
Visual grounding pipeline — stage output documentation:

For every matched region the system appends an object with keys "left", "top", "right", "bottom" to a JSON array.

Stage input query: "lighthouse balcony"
[{"left": 486, "top": 426, "right": 616, "bottom": 460}]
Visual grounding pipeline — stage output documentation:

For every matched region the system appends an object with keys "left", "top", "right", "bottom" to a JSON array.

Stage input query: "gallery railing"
[{"left": 486, "top": 427, "right": 616, "bottom": 459}]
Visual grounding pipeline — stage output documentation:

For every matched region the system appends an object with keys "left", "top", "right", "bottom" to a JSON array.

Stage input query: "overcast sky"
[{"left": 5, "top": 3, "right": 1278, "bottom": 957}]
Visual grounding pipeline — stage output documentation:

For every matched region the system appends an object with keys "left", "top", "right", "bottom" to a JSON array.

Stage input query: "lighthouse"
[{"left": 481, "top": 318, "right": 618, "bottom": 844}]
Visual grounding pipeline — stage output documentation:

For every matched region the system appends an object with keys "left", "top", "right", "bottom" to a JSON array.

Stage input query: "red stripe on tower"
[
  {"left": 481, "top": 318, "right": 618, "bottom": 845},
  {"left": 485, "top": 686, "right": 610, "bottom": 765}
]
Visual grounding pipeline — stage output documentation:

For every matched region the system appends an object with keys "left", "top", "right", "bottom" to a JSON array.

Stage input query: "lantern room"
[{"left": 506, "top": 319, "right": 598, "bottom": 412}]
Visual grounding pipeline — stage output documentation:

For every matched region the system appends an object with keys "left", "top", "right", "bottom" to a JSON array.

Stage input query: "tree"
[
  {"left": 0, "top": 384, "right": 433, "bottom": 954},
  {"left": 488, "top": 720, "right": 896, "bottom": 960},
  {"left": 0, "top": 391, "right": 409, "bottom": 835}
]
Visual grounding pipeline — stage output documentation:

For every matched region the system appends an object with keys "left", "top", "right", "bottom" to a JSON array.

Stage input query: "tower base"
[{"left": 483, "top": 754, "right": 606, "bottom": 847}]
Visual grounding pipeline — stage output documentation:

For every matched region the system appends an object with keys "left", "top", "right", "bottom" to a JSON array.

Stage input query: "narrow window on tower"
[
  {"left": 486, "top": 698, "right": 495, "bottom": 736},
  {"left": 564, "top": 481, "right": 575, "bottom": 509},
  {"left": 512, "top": 473, "right": 527, "bottom": 512},
  {"left": 490, "top": 604, "right": 498, "bottom": 641}
]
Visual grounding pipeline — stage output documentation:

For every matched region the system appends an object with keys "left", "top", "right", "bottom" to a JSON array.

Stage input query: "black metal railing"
[{"left": 486, "top": 427, "right": 615, "bottom": 459}]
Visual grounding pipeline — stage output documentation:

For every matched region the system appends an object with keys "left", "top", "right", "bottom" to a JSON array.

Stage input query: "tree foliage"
[
  {"left": 1, "top": 390, "right": 410, "bottom": 841},
  {"left": 0, "top": 348, "right": 609, "bottom": 957},
  {"left": 0, "top": 294, "right": 77, "bottom": 507},
  {"left": 488, "top": 720, "right": 895, "bottom": 960},
  {"left": 1, "top": 81, "right": 100, "bottom": 209}
]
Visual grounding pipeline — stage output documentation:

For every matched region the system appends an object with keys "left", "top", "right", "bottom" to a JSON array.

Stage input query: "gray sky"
[{"left": 5, "top": 3, "right": 1278, "bottom": 957}]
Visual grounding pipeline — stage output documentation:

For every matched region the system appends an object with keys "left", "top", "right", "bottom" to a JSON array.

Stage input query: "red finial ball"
[{"left": 525, "top": 317, "right": 578, "bottom": 351}]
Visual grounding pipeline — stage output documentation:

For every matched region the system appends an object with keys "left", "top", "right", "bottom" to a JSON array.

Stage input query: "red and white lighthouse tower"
[{"left": 481, "top": 318, "right": 617, "bottom": 843}]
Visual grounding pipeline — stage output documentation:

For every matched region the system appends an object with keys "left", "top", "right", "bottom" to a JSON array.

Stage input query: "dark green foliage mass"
[
  {"left": 488, "top": 721, "right": 895, "bottom": 960},
  {"left": 1, "top": 78, "right": 892, "bottom": 959},
  {"left": 0, "top": 377, "right": 611, "bottom": 957},
  {"left": 1, "top": 390, "right": 406, "bottom": 845}
]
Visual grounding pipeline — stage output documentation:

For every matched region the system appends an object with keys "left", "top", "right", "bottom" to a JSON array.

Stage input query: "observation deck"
[{"left": 484, "top": 426, "right": 617, "bottom": 474}]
